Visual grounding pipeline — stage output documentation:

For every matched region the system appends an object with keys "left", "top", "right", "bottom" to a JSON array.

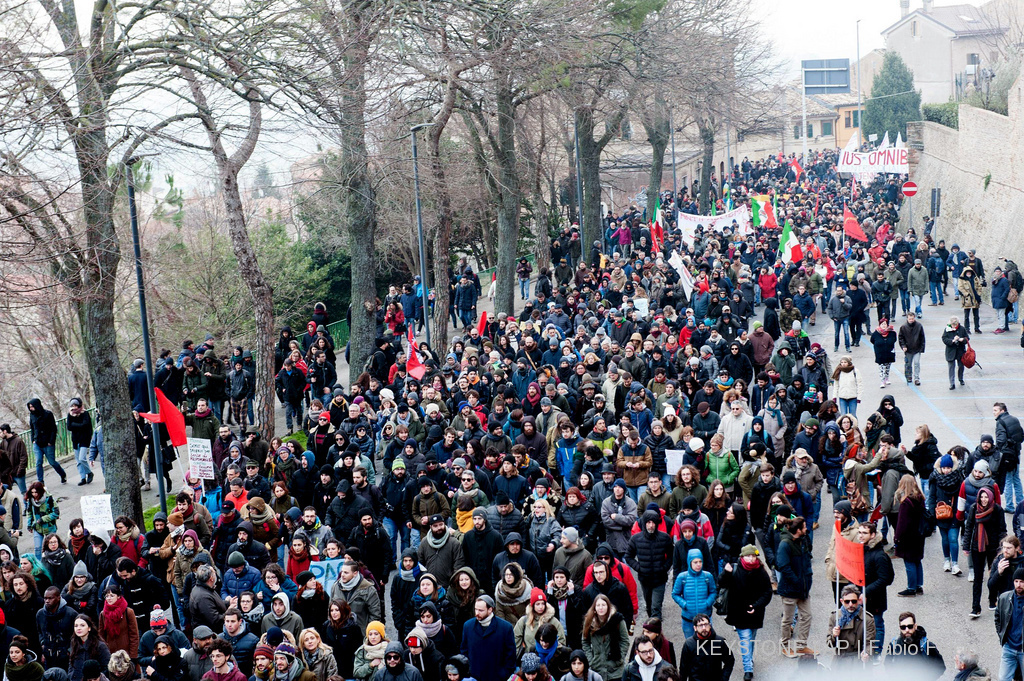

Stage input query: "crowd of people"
[{"left": 3, "top": 147, "right": 1023, "bottom": 681}]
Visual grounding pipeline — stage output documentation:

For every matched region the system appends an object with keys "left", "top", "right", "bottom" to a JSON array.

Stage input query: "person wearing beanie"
[
  {"left": 145, "top": 634, "right": 189, "bottom": 681},
  {"left": 462, "top": 508, "right": 503, "bottom": 595},
  {"left": 551, "top": 528, "right": 592, "bottom": 586},
  {"left": 353, "top": 621, "right": 390, "bottom": 681},
  {"left": 931, "top": 452, "right": 967, "bottom": 575},
  {"left": 600, "top": 476, "right": 638, "bottom": 557},
  {"left": 513, "top": 588, "right": 564, "bottom": 657},
  {"left": 825, "top": 501, "right": 862, "bottom": 592},
  {"left": 272, "top": 641, "right": 316, "bottom": 681},
  {"left": 138, "top": 607, "right": 191, "bottom": 670}
]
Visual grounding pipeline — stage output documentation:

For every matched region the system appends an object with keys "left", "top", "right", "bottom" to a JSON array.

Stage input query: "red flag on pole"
[
  {"left": 789, "top": 158, "right": 803, "bottom": 181},
  {"left": 843, "top": 206, "right": 868, "bottom": 243},
  {"left": 139, "top": 388, "right": 187, "bottom": 447},
  {"left": 406, "top": 328, "right": 426, "bottom": 380},
  {"left": 834, "top": 520, "right": 866, "bottom": 586},
  {"left": 477, "top": 310, "right": 489, "bottom": 339}
]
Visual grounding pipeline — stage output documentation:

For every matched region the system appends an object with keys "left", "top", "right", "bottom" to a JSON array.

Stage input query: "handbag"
[
  {"left": 713, "top": 582, "right": 729, "bottom": 616},
  {"left": 934, "top": 500, "right": 953, "bottom": 521},
  {"left": 962, "top": 342, "right": 977, "bottom": 369}
]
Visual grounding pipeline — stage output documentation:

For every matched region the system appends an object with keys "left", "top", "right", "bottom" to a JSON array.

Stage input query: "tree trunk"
[
  {"left": 699, "top": 122, "right": 715, "bottom": 215},
  {"left": 340, "top": 7, "right": 377, "bottom": 384},
  {"left": 493, "top": 82, "right": 519, "bottom": 316},
  {"left": 427, "top": 98, "right": 456, "bottom": 355},
  {"left": 575, "top": 107, "right": 602, "bottom": 252},
  {"left": 77, "top": 129, "right": 142, "bottom": 524},
  {"left": 643, "top": 95, "right": 670, "bottom": 221}
]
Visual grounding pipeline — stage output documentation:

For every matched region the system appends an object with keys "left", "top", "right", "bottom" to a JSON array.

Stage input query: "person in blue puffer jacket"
[{"left": 671, "top": 548, "right": 716, "bottom": 639}]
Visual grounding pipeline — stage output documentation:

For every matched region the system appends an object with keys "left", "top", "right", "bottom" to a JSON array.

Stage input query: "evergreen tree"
[{"left": 863, "top": 52, "right": 922, "bottom": 140}]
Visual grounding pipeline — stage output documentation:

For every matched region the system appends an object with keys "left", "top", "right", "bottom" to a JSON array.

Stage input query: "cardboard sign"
[
  {"left": 666, "top": 449, "right": 687, "bottom": 474},
  {"left": 80, "top": 495, "right": 114, "bottom": 532},
  {"left": 187, "top": 438, "right": 215, "bottom": 480},
  {"left": 309, "top": 558, "right": 345, "bottom": 588}
]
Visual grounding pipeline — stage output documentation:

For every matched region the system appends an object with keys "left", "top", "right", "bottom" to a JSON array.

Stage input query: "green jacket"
[
  {"left": 185, "top": 411, "right": 221, "bottom": 443},
  {"left": 27, "top": 494, "right": 59, "bottom": 536},
  {"left": 182, "top": 371, "right": 208, "bottom": 410},
  {"left": 705, "top": 449, "right": 739, "bottom": 486},
  {"left": 583, "top": 615, "right": 629, "bottom": 681},
  {"left": 907, "top": 265, "right": 929, "bottom": 295},
  {"left": 770, "top": 341, "right": 797, "bottom": 385},
  {"left": 884, "top": 269, "right": 904, "bottom": 300},
  {"left": 807, "top": 272, "right": 824, "bottom": 295}
]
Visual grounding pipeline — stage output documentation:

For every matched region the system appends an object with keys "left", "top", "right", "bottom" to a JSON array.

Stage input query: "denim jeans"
[
  {"left": 905, "top": 560, "right": 924, "bottom": 590},
  {"left": 246, "top": 397, "right": 255, "bottom": 426},
  {"left": 682, "top": 619, "right": 694, "bottom": 639},
  {"left": 1005, "top": 469, "right": 1023, "bottom": 512},
  {"left": 33, "top": 444, "right": 65, "bottom": 483},
  {"left": 75, "top": 445, "right": 91, "bottom": 481},
  {"left": 626, "top": 486, "right": 643, "bottom": 502},
  {"left": 33, "top": 531, "right": 43, "bottom": 558},
  {"left": 1011, "top": 300, "right": 1020, "bottom": 324},
  {"left": 910, "top": 294, "right": 924, "bottom": 317},
  {"left": 410, "top": 529, "right": 422, "bottom": 549},
  {"left": 458, "top": 309, "right": 473, "bottom": 329},
  {"left": 736, "top": 628, "right": 757, "bottom": 673},
  {"left": 833, "top": 319, "right": 850, "bottom": 350},
  {"left": 170, "top": 584, "right": 187, "bottom": 628},
  {"left": 1000, "top": 644, "right": 1024, "bottom": 681},
  {"left": 904, "top": 353, "right": 921, "bottom": 382},
  {"left": 519, "top": 279, "right": 530, "bottom": 299},
  {"left": 382, "top": 517, "right": 410, "bottom": 556},
  {"left": 12, "top": 477, "right": 25, "bottom": 495},
  {"left": 920, "top": 477, "right": 931, "bottom": 511},
  {"left": 873, "top": 613, "right": 885, "bottom": 655},
  {"left": 929, "top": 281, "right": 945, "bottom": 305},
  {"left": 838, "top": 398, "right": 858, "bottom": 417},
  {"left": 939, "top": 524, "right": 960, "bottom": 560},
  {"left": 900, "top": 289, "right": 911, "bottom": 314}
]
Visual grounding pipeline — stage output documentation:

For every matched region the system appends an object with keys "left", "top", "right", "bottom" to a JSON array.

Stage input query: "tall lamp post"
[
  {"left": 410, "top": 123, "right": 435, "bottom": 350},
  {"left": 125, "top": 160, "right": 167, "bottom": 515}
]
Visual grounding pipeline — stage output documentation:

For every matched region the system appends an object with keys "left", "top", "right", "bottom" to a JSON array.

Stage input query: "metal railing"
[{"left": 18, "top": 407, "right": 97, "bottom": 467}]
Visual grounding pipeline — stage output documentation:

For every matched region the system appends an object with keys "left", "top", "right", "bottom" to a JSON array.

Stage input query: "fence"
[{"left": 18, "top": 407, "right": 97, "bottom": 468}]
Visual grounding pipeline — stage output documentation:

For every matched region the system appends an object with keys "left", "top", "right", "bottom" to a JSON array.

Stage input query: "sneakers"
[
  {"left": 77, "top": 479, "right": 88, "bottom": 486},
  {"left": 969, "top": 610, "right": 981, "bottom": 619},
  {"left": 994, "top": 328, "right": 1006, "bottom": 334},
  {"left": 781, "top": 645, "right": 798, "bottom": 659},
  {"left": 952, "top": 564, "right": 963, "bottom": 576},
  {"left": 881, "top": 381, "right": 887, "bottom": 388},
  {"left": 969, "top": 569, "right": 975, "bottom": 582},
  {"left": 744, "top": 674, "right": 753, "bottom": 681},
  {"left": 943, "top": 559, "right": 951, "bottom": 572},
  {"left": 914, "top": 379, "right": 921, "bottom": 385},
  {"left": 897, "top": 588, "right": 917, "bottom": 597},
  {"left": 989, "top": 604, "right": 997, "bottom": 611}
]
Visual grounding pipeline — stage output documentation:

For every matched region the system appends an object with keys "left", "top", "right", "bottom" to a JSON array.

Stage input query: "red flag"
[
  {"left": 843, "top": 206, "right": 868, "bottom": 243},
  {"left": 477, "top": 310, "right": 489, "bottom": 339},
  {"left": 406, "top": 330, "right": 427, "bottom": 380},
  {"left": 789, "top": 158, "right": 803, "bottom": 181},
  {"left": 139, "top": 387, "right": 187, "bottom": 447},
  {"left": 834, "top": 520, "right": 866, "bottom": 586},
  {"left": 813, "top": 194, "right": 820, "bottom": 217}
]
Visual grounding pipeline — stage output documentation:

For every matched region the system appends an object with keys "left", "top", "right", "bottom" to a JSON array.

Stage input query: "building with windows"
[{"left": 882, "top": 0, "right": 1018, "bottom": 103}]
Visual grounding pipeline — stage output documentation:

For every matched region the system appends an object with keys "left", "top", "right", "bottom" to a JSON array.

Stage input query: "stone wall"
[{"left": 905, "top": 64, "right": 1024, "bottom": 270}]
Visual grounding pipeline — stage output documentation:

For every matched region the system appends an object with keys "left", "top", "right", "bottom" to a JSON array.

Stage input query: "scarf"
[
  {"left": 975, "top": 489, "right": 995, "bottom": 553},
  {"left": 764, "top": 405, "right": 784, "bottom": 427},
  {"left": 549, "top": 583, "right": 570, "bottom": 601},
  {"left": 479, "top": 613, "right": 494, "bottom": 627},
  {"left": 400, "top": 563, "right": 423, "bottom": 582},
  {"left": 340, "top": 574, "right": 361, "bottom": 591},
  {"left": 101, "top": 596, "right": 129, "bottom": 639},
  {"left": 455, "top": 508, "right": 475, "bottom": 534},
  {"left": 426, "top": 531, "right": 450, "bottom": 550},
  {"left": 69, "top": 534, "right": 88, "bottom": 556},
  {"left": 535, "top": 642, "right": 557, "bottom": 667},
  {"left": 179, "top": 543, "right": 196, "bottom": 558},
  {"left": 193, "top": 408, "right": 212, "bottom": 419},
  {"left": 837, "top": 604, "right": 862, "bottom": 629},
  {"left": 43, "top": 547, "right": 67, "bottom": 567},
  {"left": 5, "top": 660, "right": 43, "bottom": 681},
  {"left": 497, "top": 577, "right": 529, "bottom": 604},
  {"left": 418, "top": 618, "right": 442, "bottom": 638},
  {"left": 249, "top": 503, "right": 275, "bottom": 526},
  {"left": 363, "top": 640, "right": 388, "bottom": 661},
  {"left": 303, "top": 648, "right": 321, "bottom": 667},
  {"left": 289, "top": 546, "right": 309, "bottom": 563}
]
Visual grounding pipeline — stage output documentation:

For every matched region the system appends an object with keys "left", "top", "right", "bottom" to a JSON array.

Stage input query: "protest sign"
[
  {"left": 675, "top": 206, "right": 752, "bottom": 241},
  {"left": 309, "top": 558, "right": 345, "bottom": 588},
  {"left": 666, "top": 449, "right": 686, "bottom": 474},
  {"left": 837, "top": 147, "right": 909, "bottom": 174},
  {"left": 81, "top": 495, "right": 115, "bottom": 532},
  {"left": 834, "top": 520, "right": 866, "bottom": 586},
  {"left": 188, "top": 438, "right": 216, "bottom": 480}
]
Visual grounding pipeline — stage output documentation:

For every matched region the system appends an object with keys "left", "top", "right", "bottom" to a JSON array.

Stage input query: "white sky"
[{"left": 761, "top": 0, "right": 989, "bottom": 75}]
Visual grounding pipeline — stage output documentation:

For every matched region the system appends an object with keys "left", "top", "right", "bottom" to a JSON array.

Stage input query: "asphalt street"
[{"left": 20, "top": 288, "right": 1023, "bottom": 680}]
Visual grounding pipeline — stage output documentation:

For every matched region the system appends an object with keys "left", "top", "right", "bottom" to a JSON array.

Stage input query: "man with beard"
[
  {"left": 416, "top": 514, "right": 464, "bottom": 589},
  {"left": 348, "top": 509, "right": 394, "bottom": 590},
  {"left": 461, "top": 508, "right": 503, "bottom": 594},
  {"left": 679, "top": 614, "right": 734, "bottom": 681},
  {"left": 884, "top": 611, "right": 945, "bottom": 678},
  {"left": 491, "top": 532, "right": 543, "bottom": 588}
]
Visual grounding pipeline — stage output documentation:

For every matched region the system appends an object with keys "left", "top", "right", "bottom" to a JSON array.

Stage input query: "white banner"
[
  {"left": 837, "top": 147, "right": 909, "bottom": 174},
  {"left": 187, "top": 438, "right": 216, "bottom": 480},
  {"left": 80, "top": 495, "right": 114, "bottom": 532},
  {"left": 675, "top": 206, "right": 752, "bottom": 242}
]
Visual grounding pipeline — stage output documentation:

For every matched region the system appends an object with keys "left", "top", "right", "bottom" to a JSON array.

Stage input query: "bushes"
[{"left": 923, "top": 103, "right": 959, "bottom": 129}]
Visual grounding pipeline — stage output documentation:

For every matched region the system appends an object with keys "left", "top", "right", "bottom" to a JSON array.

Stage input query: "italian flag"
[
  {"left": 779, "top": 219, "right": 803, "bottom": 264},
  {"left": 650, "top": 196, "right": 664, "bottom": 252},
  {"left": 751, "top": 196, "right": 777, "bottom": 229}
]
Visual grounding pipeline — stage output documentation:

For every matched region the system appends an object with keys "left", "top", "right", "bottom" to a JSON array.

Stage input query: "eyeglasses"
[
  {"left": 385, "top": 654, "right": 402, "bottom": 661},
  {"left": 842, "top": 599, "right": 859, "bottom": 604},
  {"left": 899, "top": 624, "right": 915, "bottom": 630}
]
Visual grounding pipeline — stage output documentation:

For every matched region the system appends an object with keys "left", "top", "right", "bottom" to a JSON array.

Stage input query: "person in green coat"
[
  {"left": 581, "top": 595, "right": 629, "bottom": 681},
  {"left": 705, "top": 434, "right": 739, "bottom": 488}
]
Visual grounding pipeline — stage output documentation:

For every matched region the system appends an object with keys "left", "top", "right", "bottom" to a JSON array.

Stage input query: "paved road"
[{"left": 26, "top": 290, "right": 1023, "bottom": 679}]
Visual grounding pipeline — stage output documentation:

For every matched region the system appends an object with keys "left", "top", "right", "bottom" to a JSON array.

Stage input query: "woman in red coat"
[{"left": 286, "top": 535, "right": 316, "bottom": 581}]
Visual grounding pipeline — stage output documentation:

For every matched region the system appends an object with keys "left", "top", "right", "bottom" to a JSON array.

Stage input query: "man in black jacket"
[
  {"left": 884, "top": 611, "right": 945, "bottom": 679},
  {"left": 103, "top": 557, "right": 170, "bottom": 634},
  {"left": 858, "top": 521, "right": 894, "bottom": 655},
  {"left": 995, "top": 402, "right": 1024, "bottom": 513},
  {"left": 36, "top": 587, "right": 75, "bottom": 670},
  {"left": 679, "top": 614, "right": 735, "bottom": 681},
  {"left": 621, "top": 638, "right": 672, "bottom": 681},
  {"left": 27, "top": 398, "right": 66, "bottom": 485},
  {"left": 624, "top": 510, "right": 673, "bottom": 620},
  {"left": 461, "top": 509, "right": 503, "bottom": 594},
  {"left": 491, "top": 532, "right": 543, "bottom": 588}
]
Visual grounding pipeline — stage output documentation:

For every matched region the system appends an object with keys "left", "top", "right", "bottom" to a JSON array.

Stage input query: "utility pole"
[
  {"left": 856, "top": 20, "right": 863, "bottom": 145},
  {"left": 801, "top": 64, "right": 808, "bottom": 163},
  {"left": 410, "top": 123, "right": 435, "bottom": 349}
]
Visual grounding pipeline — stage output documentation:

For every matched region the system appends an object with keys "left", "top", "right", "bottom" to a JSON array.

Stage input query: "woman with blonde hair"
[
  {"left": 580, "top": 594, "right": 629, "bottom": 681},
  {"left": 894, "top": 474, "right": 927, "bottom": 597},
  {"left": 299, "top": 628, "right": 338, "bottom": 681}
]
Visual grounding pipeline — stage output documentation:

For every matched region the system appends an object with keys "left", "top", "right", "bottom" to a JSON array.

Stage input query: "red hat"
[
  {"left": 319, "top": 411, "right": 331, "bottom": 422},
  {"left": 405, "top": 636, "right": 421, "bottom": 648},
  {"left": 530, "top": 587, "right": 546, "bottom": 606}
]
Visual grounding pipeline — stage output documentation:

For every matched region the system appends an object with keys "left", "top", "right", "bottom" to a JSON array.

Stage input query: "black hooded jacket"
[{"left": 27, "top": 399, "right": 57, "bottom": 448}]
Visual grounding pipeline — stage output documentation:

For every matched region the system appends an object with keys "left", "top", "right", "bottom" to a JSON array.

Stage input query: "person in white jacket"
[
  {"left": 831, "top": 356, "right": 863, "bottom": 417},
  {"left": 717, "top": 400, "right": 753, "bottom": 458}
]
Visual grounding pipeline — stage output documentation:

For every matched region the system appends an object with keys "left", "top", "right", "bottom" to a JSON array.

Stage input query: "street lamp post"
[
  {"left": 669, "top": 107, "right": 678, "bottom": 206},
  {"left": 410, "top": 123, "right": 435, "bottom": 349},
  {"left": 125, "top": 160, "right": 167, "bottom": 515},
  {"left": 856, "top": 20, "right": 863, "bottom": 145}
]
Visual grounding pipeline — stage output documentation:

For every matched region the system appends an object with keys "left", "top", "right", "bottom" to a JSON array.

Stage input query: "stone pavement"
[{"left": 24, "top": 286, "right": 1023, "bottom": 679}]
